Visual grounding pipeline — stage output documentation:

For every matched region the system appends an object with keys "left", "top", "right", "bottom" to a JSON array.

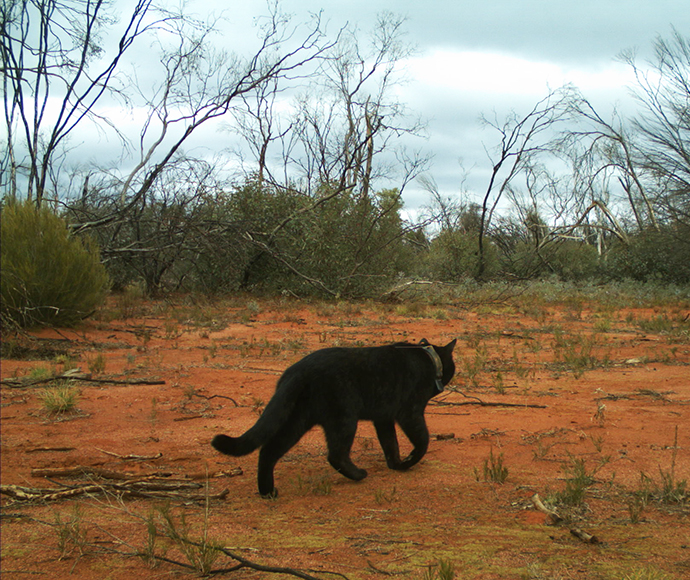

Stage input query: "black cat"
[{"left": 211, "top": 338, "right": 457, "bottom": 497}]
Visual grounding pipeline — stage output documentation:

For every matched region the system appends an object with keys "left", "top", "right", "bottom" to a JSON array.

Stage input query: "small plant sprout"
[
  {"left": 149, "top": 397, "right": 158, "bottom": 425},
  {"left": 54, "top": 504, "right": 87, "bottom": 560},
  {"left": 87, "top": 353, "right": 106, "bottom": 375},
  {"left": 592, "top": 402, "right": 606, "bottom": 426},
  {"left": 482, "top": 448, "right": 509, "bottom": 484}
]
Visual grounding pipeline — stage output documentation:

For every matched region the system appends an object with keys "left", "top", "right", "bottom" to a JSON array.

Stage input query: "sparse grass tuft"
[
  {"left": 87, "top": 353, "right": 106, "bottom": 375},
  {"left": 29, "top": 365, "right": 53, "bottom": 380},
  {"left": 481, "top": 448, "right": 509, "bottom": 484},
  {"left": 156, "top": 503, "right": 222, "bottom": 576},
  {"left": 54, "top": 505, "right": 87, "bottom": 560},
  {"left": 374, "top": 486, "right": 397, "bottom": 505},
  {"left": 39, "top": 381, "right": 79, "bottom": 415},
  {"left": 636, "top": 427, "right": 688, "bottom": 506},
  {"left": 622, "top": 566, "right": 676, "bottom": 580},
  {"left": 423, "top": 558, "right": 455, "bottom": 580},
  {"left": 462, "top": 345, "right": 488, "bottom": 388},
  {"left": 557, "top": 455, "right": 609, "bottom": 506}
]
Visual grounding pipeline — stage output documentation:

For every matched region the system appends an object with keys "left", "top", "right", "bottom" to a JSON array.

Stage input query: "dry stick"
[
  {"left": 212, "top": 544, "right": 333, "bottom": 580},
  {"left": 367, "top": 560, "right": 399, "bottom": 576},
  {"left": 31, "top": 465, "right": 242, "bottom": 481},
  {"left": 1, "top": 483, "right": 228, "bottom": 503},
  {"left": 132, "top": 540, "right": 338, "bottom": 580},
  {"left": 531, "top": 493, "right": 601, "bottom": 544},
  {"left": 31, "top": 466, "right": 169, "bottom": 480},
  {"left": 26, "top": 446, "right": 76, "bottom": 453},
  {"left": 173, "top": 414, "right": 206, "bottom": 422},
  {"left": 73, "top": 377, "right": 166, "bottom": 386},
  {"left": 95, "top": 448, "right": 163, "bottom": 461},
  {"left": 531, "top": 493, "right": 563, "bottom": 524},
  {"left": 193, "top": 392, "right": 239, "bottom": 406},
  {"left": 570, "top": 528, "right": 600, "bottom": 544},
  {"left": 432, "top": 399, "right": 547, "bottom": 409},
  {"left": 2, "top": 373, "right": 165, "bottom": 388}
]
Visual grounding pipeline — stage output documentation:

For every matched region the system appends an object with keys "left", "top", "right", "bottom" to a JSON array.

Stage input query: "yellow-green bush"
[{"left": 1, "top": 198, "right": 109, "bottom": 327}]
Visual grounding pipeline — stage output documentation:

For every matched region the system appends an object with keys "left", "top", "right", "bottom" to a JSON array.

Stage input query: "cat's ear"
[{"left": 444, "top": 338, "right": 457, "bottom": 352}]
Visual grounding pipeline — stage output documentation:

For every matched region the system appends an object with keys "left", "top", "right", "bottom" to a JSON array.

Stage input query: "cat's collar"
[
  {"left": 395, "top": 340, "right": 445, "bottom": 392},
  {"left": 420, "top": 343, "right": 445, "bottom": 393}
]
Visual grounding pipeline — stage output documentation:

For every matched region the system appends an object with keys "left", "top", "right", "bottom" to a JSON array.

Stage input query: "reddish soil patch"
[{"left": 2, "top": 296, "right": 689, "bottom": 580}]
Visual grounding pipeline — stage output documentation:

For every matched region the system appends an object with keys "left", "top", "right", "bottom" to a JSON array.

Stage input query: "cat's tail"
[{"left": 211, "top": 374, "right": 300, "bottom": 457}]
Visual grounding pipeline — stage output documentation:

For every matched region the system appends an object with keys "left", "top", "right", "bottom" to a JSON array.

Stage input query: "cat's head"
[{"left": 436, "top": 338, "right": 457, "bottom": 386}]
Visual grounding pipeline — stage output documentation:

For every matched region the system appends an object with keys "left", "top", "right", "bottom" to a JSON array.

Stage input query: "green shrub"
[
  {"left": 509, "top": 239, "right": 601, "bottom": 281},
  {"left": 608, "top": 227, "right": 690, "bottom": 284},
  {"left": 1, "top": 198, "right": 109, "bottom": 327},
  {"left": 426, "top": 230, "right": 500, "bottom": 281}
]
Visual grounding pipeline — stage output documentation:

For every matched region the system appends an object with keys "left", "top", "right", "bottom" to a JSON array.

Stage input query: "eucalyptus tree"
[
  {"left": 623, "top": 28, "right": 690, "bottom": 227},
  {"left": 229, "top": 12, "right": 430, "bottom": 296},
  {"left": 1, "top": 0, "right": 334, "bottom": 220},
  {"left": 475, "top": 86, "right": 577, "bottom": 278}
]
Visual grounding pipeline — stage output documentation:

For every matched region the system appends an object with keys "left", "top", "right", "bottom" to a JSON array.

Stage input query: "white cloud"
[{"left": 405, "top": 49, "right": 635, "bottom": 99}]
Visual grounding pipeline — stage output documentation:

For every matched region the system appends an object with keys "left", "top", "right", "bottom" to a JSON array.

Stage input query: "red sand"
[{"left": 2, "top": 297, "right": 689, "bottom": 579}]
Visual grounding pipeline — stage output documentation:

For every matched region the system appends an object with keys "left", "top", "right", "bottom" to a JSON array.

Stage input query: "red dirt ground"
[{"left": 1, "top": 295, "right": 689, "bottom": 580}]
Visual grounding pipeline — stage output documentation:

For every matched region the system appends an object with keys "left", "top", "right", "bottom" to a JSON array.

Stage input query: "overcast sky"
[
  {"left": 78, "top": 1, "right": 690, "bottom": 215},
  {"left": 192, "top": 0, "right": 686, "bottom": 212}
]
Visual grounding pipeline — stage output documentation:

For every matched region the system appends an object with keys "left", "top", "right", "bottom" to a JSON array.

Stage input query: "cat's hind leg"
[
  {"left": 323, "top": 419, "right": 367, "bottom": 481},
  {"left": 257, "top": 422, "right": 309, "bottom": 498}
]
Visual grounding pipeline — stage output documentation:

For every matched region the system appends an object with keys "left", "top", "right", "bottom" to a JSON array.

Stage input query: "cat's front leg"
[
  {"left": 395, "top": 414, "right": 429, "bottom": 470},
  {"left": 374, "top": 419, "right": 404, "bottom": 469}
]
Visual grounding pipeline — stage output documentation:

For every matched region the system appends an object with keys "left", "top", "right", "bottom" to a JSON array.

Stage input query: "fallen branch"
[
  {"left": 173, "top": 414, "right": 206, "bottom": 422},
  {"left": 432, "top": 399, "right": 547, "bottom": 409},
  {"left": 570, "top": 528, "right": 600, "bottom": 544},
  {"left": 31, "top": 466, "right": 170, "bottom": 480},
  {"left": 531, "top": 493, "right": 563, "bottom": 524},
  {"left": 531, "top": 493, "right": 602, "bottom": 544},
  {"left": 213, "top": 544, "right": 332, "bottom": 580},
  {"left": 26, "top": 446, "right": 76, "bottom": 453},
  {"left": 30, "top": 465, "right": 242, "bottom": 481},
  {"left": 187, "top": 467, "right": 243, "bottom": 480},
  {"left": 95, "top": 448, "right": 163, "bottom": 461},
  {"left": 2, "top": 370, "right": 165, "bottom": 388},
  {"left": 1, "top": 482, "right": 229, "bottom": 503},
  {"left": 74, "top": 376, "right": 166, "bottom": 386},
  {"left": 193, "top": 392, "right": 239, "bottom": 406}
]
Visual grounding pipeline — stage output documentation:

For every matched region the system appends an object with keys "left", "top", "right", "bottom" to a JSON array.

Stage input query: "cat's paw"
[
  {"left": 345, "top": 467, "right": 368, "bottom": 481},
  {"left": 260, "top": 487, "right": 278, "bottom": 499}
]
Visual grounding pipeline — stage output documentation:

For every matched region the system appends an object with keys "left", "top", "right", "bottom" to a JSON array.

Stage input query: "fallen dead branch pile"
[
  {"left": 1, "top": 480, "right": 230, "bottom": 503},
  {"left": 1, "top": 465, "right": 242, "bottom": 504},
  {"left": 1, "top": 481, "right": 228, "bottom": 503}
]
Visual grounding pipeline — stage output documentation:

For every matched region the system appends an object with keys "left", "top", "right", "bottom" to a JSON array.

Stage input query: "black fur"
[{"left": 211, "top": 338, "right": 457, "bottom": 497}]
